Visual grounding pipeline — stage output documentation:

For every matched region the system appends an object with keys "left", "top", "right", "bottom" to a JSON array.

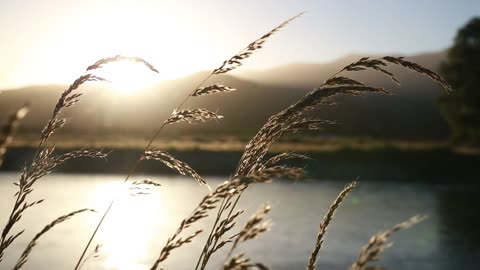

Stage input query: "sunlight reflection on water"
[{"left": 100, "top": 189, "right": 158, "bottom": 270}]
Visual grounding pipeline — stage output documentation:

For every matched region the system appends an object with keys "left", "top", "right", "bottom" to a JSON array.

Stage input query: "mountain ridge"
[{"left": 0, "top": 51, "right": 450, "bottom": 141}]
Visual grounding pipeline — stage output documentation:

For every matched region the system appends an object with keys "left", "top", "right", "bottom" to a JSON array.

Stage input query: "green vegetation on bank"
[
  {"left": 439, "top": 17, "right": 480, "bottom": 144},
  {"left": 2, "top": 144, "right": 478, "bottom": 182}
]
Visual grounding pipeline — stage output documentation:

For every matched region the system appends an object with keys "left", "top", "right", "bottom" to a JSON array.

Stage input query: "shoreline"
[{"left": 1, "top": 146, "right": 479, "bottom": 183}]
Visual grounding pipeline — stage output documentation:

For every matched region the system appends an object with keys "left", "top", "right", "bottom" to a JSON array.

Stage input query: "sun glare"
[
  {"left": 97, "top": 61, "right": 160, "bottom": 95},
  {"left": 28, "top": 5, "right": 223, "bottom": 90}
]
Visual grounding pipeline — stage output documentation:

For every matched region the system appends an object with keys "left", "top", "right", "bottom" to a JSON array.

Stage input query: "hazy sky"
[{"left": 1, "top": 0, "right": 479, "bottom": 89}]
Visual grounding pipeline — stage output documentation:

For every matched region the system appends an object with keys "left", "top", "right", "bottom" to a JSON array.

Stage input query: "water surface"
[{"left": 0, "top": 173, "right": 478, "bottom": 270}]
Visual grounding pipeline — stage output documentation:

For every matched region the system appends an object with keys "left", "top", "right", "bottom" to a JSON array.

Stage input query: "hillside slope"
[{"left": 0, "top": 51, "right": 450, "bottom": 141}]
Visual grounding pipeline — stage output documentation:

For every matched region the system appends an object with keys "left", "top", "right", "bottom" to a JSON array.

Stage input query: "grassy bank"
[{"left": 1, "top": 145, "right": 478, "bottom": 182}]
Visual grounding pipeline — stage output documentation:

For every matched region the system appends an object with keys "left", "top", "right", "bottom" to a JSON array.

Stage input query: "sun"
[
  {"left": 96, "top": 61, "right": 160, "bottom": 95},
  {"left": 15, "top": 2, "right": 230, "bottom": 90}
]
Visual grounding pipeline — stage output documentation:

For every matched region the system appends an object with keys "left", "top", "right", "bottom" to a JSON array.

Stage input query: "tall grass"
[{"left": 0, "top": 11, "right": 451, "bottom": 270}]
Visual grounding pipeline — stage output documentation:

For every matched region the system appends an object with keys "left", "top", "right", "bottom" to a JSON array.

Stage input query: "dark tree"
[{"left": 439, "top": 17, "right": 480, "bottom": 144}]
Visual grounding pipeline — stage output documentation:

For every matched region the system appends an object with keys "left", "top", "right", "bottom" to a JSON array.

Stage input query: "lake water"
[{"left": 0, "top": 173, "right": 478, "bottom": 270}]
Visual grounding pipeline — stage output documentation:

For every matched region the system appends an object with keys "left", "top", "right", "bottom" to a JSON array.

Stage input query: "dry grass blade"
[
  {"left": 141, "top": 150, "right": 207, "bottom": 186},
  {"left": 184, "top": 178, "right": 275, "bottom": 238},
  {"left": 77, "top": 243, "right": 103, "bottom": 270},
  {"left": 307, "top": 180, "right": 357, "bottom": 270},
  {"left": 350, "top": 215, "right": 427, "bottom": 270},
  {"left": 309, "top": 85, "right": 390, "bottom": 104},
  {"left": 12, "top": 209, "right": 94, "bottom": 270},
  {"left": 43, "top": 54, "right": 157, "bottom": 144},
  {"left": 40, "top": 74, "right": 107, "bottom": 144},
  {"left": 55, "top": 149, "right": 108, "bottom": 163},
  {"left": 150, "top": 181, "right": 245, "bottom": 270},
  {"left": 188, "top": 181, "right": 255, "bottom": 227},
  {"left": 165, "top": 109, "right": 223, "bottom": 125},
  {"left": 197, "top": 161, "right": 303, "bottom": 268},
  {"left": 0, "top": 148, "right": 107, "bottom": 263},
  {"left": 286, "top": 119, "right": 335, "bottom": 133},
  {"left": 323, "top": 76, "right": 365, "bottom": 87},
  {"left": 214, "top": 209, "right": 244, "bottom": 244},
  {"left": 340, "top": 56, "right": 452, "bottom": 92},
  {"left": 239, "top": 166, "right": 305, "bottom": 185},
  {"left": 224, "top": 253, "right": 269, "bottom": 270},
  {"left": 182, "top": 193, "right": 223, "bottom": 229},
  {"left": 233, "top": 84, "right": 388, "bottom": 179},
  {"left": 261, "top": 153, "right": 309, "bottom": 169},
  {"left": 294, "top": 85, "right": 389, "bottom": 116},
  {"left": 213, "top": 12, "right": 304, "bottom": 74},
  {"left": 196, "top": 166, "right": 303, "bottom": 269},
  {"left": 20, "top": 149, "right": 108, "bottom": 189},
  {"left": 228, "top": 203, "right": 272, "bottom": 257},
  {"left": 199, "top": 209, "right": 245, "bottom": 269},
  {"left": 233, "top": 85, "right": 386, "bottom": 178},
  {"left": 342, "top": 57, "right": 399, "bottom": 84},
  {"left": 0, "top": 104, "right": 29, "bottom": 168},
  {"left": 86, "top": 55, "right": 159, "bottom": 73},
  {"left": 181, "top": 186, "right": 233, "bottom": 230},
  {"left": 191, "top": 84, "right": 237, "bottom": 97},
  {"left": 382, "top": 56, "right": 452, "bottom": 92},
  {"left": 150, "top": 230, "right": 203, "bottom": 270}
]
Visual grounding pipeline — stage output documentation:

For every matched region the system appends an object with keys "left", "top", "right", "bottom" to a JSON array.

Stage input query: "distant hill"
[
  {"left": 237, "top": 51, "right": 446, "bottom": 89},
  {"left": 0, "top": 51, "right": 450, "bottom": 142}
]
